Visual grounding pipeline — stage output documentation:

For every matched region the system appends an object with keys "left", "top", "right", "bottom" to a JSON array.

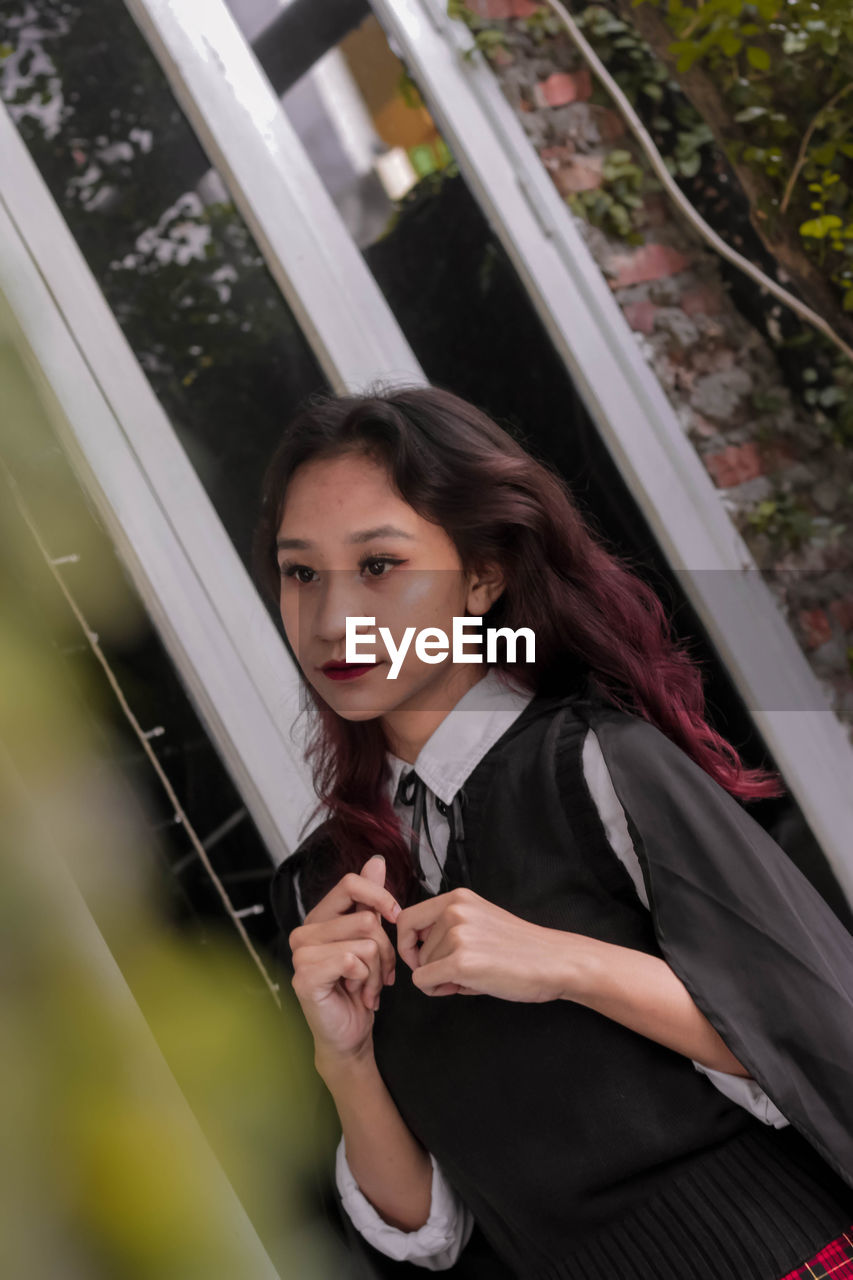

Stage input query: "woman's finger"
[
  {"left": 293, "top": 938, "right": 387, "bottom": 1011},
  {"left": 410, "top": 918, "right": 451, "bottom": 971},
  {"left": 291, "top": 944, "right": 371, "bottom": 1003},
  {"left": 352, "top": 856, "right": 396, "bottom": 988},
  {"left": 411, "top": 953, "right": 482, "bottom": 998},
  {"left": 291, "top": 911, "right": 396, "bottom": 984},
  {"left": 355, "top": 854, "right": 388, "bottom": 906},
  {"left": 395, "top": 895, "right": 448, "bottom": 970},
  {"left": 307, "top": 870, "right": 402, "bottom": 927}
]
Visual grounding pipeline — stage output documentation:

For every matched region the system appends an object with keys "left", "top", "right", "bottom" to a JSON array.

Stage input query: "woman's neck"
[{"left": 380, "top": 667, "right": 488, "bottom": 764}]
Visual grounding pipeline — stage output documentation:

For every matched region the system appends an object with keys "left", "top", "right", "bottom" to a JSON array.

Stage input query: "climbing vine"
[
  {"left": 564, "top": 6, "right": 717, "bottom": 239},
  {"left": 446, "top": 0, "right": 853, "bottom": 443},
  {"left": 637, "top": 0, "right": 853, "bottom": 312}
]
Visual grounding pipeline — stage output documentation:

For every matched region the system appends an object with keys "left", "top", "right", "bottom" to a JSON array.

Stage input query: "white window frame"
[
  {"left": 124, "top": 0, "right": 425, "bottom": 394},
  {"left": 2, "top": 0, "right": 427, "bottom": 866},
  {"left": 2, "top": 0, "right": 850, "bottom": 904},
  {"left": 0, "top": 110, "right": 320, "bottom": 865}
]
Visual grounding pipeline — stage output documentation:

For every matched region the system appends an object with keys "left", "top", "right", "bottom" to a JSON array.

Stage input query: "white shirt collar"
[{"left": 385, "top": 666, "right": 536, "bottom": 807}]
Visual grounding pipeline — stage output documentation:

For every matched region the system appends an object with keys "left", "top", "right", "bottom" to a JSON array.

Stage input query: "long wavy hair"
[{"left": 253, "top": 383, "right": 784, "bottom": 906}]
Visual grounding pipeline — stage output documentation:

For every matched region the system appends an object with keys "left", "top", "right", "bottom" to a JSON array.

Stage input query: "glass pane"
[
  {"left": 0, "top": 0, "right": 329, "bottom": 575},
  {"left": 224, "top": 1, "right": 851, "bottom": 911},
  {"left": 0, "top": 319, "right": 287, "bottom": 974}
]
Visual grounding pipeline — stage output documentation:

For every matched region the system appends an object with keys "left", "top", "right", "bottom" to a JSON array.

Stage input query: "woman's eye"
[
  {"left": 279, "top": 557, "right": 401, "bottom": 585},
  {"left": 363, "top": 556, "right": 399, "bottom": 578},
  {"left": 280, "top": 564, "right": 316, "bottom": 585}
]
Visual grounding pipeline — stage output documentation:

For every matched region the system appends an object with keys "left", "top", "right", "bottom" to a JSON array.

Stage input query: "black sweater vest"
[{"left": 271, "top": 692, "right": 853, "bottom": 1280}]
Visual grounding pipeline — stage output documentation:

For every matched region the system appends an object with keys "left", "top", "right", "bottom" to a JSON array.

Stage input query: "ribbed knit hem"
[{"left": 523, "top": 1127, "right": 853, "bottom": 1280}]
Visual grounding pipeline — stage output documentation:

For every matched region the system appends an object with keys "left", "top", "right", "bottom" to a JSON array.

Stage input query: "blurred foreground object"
[{"left": 0, "top": 360, "right": 344, "bottom": 1279}]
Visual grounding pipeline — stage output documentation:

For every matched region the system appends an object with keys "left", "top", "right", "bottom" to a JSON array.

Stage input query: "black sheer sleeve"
[{"left": 579, "top": 703, "right": 853, "bottom": 1191}]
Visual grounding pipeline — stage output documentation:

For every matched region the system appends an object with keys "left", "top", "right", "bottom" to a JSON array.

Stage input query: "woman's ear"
[{"left": 465, "top": 561, "right": 505, "bottom": 617}]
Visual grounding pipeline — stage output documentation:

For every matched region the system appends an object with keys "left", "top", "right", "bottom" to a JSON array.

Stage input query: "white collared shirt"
[{"left": 293, "top": 666, "right": 789, "bottom": 1270}]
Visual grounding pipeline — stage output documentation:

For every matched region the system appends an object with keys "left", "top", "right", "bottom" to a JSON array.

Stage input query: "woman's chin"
[{"left": 312, "top": 669, "right": 400, "bottom": 718}]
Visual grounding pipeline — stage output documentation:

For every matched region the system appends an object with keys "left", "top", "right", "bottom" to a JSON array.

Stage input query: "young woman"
[{"left": 255, "top": 384, "right": 853, "bottom": 1279}]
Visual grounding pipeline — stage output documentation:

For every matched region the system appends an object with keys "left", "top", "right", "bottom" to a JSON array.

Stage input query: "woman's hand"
[
  {"left": 395, "top": 886, "right": 574, "bottom": 1001},
  {"left": 289, "top": 855, "right": 402, "bottom": 1065},
  {"left": 395, "top": 888, "right": 752, "bottom": 1074}
]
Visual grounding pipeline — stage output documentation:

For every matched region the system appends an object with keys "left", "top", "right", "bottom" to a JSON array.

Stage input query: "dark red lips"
[{"left": 320, "top": 662, "right": 377, "bottom": 682}]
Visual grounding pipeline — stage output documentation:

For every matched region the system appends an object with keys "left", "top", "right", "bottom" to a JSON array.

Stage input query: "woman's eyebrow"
[{"left": 276, "top": 525, "right": 416, "bottom": 550}]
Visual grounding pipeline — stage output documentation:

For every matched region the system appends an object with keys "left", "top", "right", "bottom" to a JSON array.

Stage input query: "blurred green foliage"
[
  {"left": 0, "top": 331, "right": 341, "bottom": 1279},
  {"left": 641, "top": 0, "right": 853, "bottom": 309}
]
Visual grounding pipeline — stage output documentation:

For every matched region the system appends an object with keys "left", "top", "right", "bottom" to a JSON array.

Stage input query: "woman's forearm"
[
  {"left": 315, "top": 1047, "right": 434, "bottom": 1232},
  {"left": 558, "top": 934, "right": 750, "bottom": 1076}
]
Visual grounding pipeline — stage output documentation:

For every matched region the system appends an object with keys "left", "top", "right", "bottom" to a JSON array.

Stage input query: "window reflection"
[
  {"left": 0, "top": 325, "right": 282, "bottom": 967},
  {"left": 219, "top": 0, "right": 838, "bottom": 896},
  {"left": 0, "top": 0, "right": 329, "bottom": 573}
]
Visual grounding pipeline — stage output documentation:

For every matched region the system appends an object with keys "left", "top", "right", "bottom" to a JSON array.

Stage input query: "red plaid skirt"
[{"left": 778, "top": 1225, "right": 853, "bottom": 1279}]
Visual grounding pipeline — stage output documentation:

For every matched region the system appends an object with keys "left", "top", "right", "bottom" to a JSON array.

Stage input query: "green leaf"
[
  {"left": 719, "top": 30, "right": 743, "bottom": 56},
  {"left": 669, "top": 40, "right": 699, "bottom": 72},
  {"left": 734, "top": 105, "right": 767, "bottom": 122},
  {"left": 843, "top": 289, "right": 853, "bottom": 312},
  {"left": 812, "top": 141, "right": 837, "bottom": 166},
  {"left": 746, "top": 46, "right": 771, "bottom": 70},
  {"left": 799, "top": 214, "right": 843, "bottom": 238}
]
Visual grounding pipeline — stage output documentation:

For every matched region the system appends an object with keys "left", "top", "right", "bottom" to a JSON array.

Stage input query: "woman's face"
[{"left": 275, "top": 450, "right": 504, "bottom": 758}]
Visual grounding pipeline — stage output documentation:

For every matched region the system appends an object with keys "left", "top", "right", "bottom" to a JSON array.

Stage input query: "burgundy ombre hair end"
[{"left": 252, "top": 383, "right": 785, "bottom": 906}]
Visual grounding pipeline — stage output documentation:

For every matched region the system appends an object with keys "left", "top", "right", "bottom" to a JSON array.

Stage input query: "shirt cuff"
[
  {"left": 335, "top": 1134, "right": 473, "bottom": 1268},
  {"left": 691, "top": 1060, "right": 790, "bottom": 1128}
]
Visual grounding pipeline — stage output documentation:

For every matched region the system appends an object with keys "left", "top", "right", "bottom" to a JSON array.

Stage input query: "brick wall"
[{"left": 464, "top": 2, "right": 853, "bottom": 733}]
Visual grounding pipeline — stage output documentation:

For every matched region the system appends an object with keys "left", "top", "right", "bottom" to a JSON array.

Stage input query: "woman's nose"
[{"left": 310, "top": 570, "right": 372, "bottom": 643}]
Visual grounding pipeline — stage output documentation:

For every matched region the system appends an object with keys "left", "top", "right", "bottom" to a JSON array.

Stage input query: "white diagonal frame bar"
[
  {"left": 0, "top": 108, "right": 316, "bottom": 866},
  {"left": 124, "top": 0, "right": 425, "bottom": 395},
  {"left": 370, "top": 0, "right": 853, "bottom": 902}
]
